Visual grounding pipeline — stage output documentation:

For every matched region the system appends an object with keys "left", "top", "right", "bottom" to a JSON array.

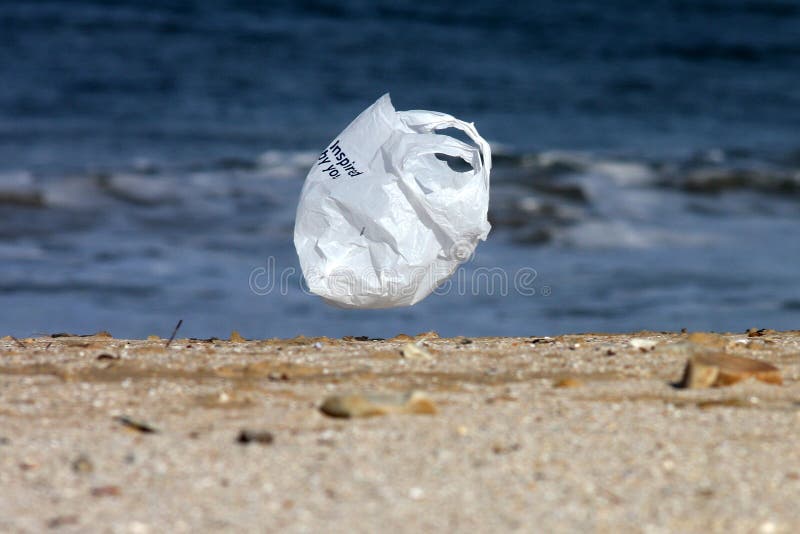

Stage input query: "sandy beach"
[
  {"left": 1, "top": 330, "right": 799, "bottom": 532},
  {"left": 4, "top": 2, "right": 800, "bottom": 533}
]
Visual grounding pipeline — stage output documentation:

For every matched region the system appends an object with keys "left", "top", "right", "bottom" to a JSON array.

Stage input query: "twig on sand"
[
  {"left": 9, "top": 336, "right": 25, "bottom": 349},
  {"left": 165, "top": 319, "right": 183, "bottom": 348},
  {"left": 115, "top": 416, "right": 158, "bottom": 434}
]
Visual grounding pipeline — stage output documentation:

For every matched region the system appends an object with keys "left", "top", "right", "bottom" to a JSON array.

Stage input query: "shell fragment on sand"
[
  {"left": 685, "top": 332, "right": 729, "bottom": 350},
  {"left": 229, "top": 331, "right": 246, "bottom": 343},
  {"left": 677, "top": 352, "right": 782, "bottom": 389},
  {"left": 553, "top": 377, "right": 585, "bottom": 388},
  {"left": 629, "top": 338, "right": 658, "bottom": 351},
  {"left": 400, "top": 342, "right": 433, "bottom": 360},
  {"left": 320, "top": 391, "right": 436, "bottom": 418}
]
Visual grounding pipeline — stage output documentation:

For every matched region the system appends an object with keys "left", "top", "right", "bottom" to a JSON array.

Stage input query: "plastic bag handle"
[{"left": 397, "top": 110, "right": 492, "bottom": 188}]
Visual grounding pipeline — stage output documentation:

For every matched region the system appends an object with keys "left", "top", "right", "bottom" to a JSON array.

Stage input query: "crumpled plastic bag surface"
[{"left": 294, "top": 94, "right": 491, "bottom": 308}]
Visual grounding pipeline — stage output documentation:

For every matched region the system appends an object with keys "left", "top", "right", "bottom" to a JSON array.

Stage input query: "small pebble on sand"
[
  {"left": 47, "top": 515, "right": 79, "bottom": 529},
  {"left": 71, "top": 454, "right": 94, "bottom": 474},
  {"left": 320, "top": 391, "right": 436, "bottom": 418},
  {"left": 236, "top": 430, "right": 275, "bottom": 445},
  {"left": 90, "top": 485, "right": 121, "bottom": 498}
]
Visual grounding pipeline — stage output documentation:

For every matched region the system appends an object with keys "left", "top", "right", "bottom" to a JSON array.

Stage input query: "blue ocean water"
[{"left": 1, "top": 0, "right": 799, "bottom": 338}]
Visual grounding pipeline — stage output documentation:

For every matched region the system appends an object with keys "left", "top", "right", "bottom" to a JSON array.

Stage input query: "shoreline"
[{"left": 2, "top": 331, "right": 799, "bottom": 532}]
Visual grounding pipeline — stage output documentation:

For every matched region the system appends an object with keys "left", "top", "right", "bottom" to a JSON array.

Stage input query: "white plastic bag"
[{"left": 294, "top": 94, "right": 491, "bottom": 308}]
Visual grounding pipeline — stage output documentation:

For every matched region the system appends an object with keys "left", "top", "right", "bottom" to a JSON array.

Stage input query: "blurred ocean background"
[{"left": 1, "top": 0, "right": 799, "bottom": 338}]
